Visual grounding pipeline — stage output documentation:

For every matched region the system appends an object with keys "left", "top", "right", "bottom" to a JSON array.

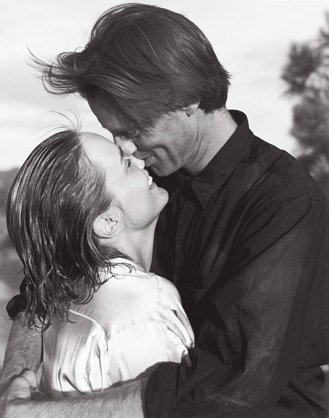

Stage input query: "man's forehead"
[
  {"left": 88, "top": 89, "right": 137, "bottom": 131},
  {"left": 102, "top": 108, "right": 135, "bottom": 131}
]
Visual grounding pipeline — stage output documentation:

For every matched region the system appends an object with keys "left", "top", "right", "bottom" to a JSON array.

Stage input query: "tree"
[{"left": 282, "top": 12, "right": 329, "bottom": 195}]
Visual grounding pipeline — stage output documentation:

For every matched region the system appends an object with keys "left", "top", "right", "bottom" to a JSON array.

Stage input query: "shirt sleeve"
[
  {"left": 6, "top": 278, "right": 27, "bottom": 319},
  {"left": 145, "top": 196, "right": 329, "bottom": 417}
]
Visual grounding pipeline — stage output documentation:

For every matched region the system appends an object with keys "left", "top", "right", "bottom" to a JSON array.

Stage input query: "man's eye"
[{"left": 125, "top": 130, "right": 139, "bottom": 140}]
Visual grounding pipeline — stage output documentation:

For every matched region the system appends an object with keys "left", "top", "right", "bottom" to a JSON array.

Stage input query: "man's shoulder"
[{"left": 252, "top": 136, "right": 326, "bottom": 203}]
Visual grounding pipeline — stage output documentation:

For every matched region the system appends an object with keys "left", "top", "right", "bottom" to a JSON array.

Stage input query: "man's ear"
[
  {"left": 182, "top": 102, "right": 199, "bottom": 117},
  {"left": 93, "top": 206, "right": 122, "bottom": 239}
]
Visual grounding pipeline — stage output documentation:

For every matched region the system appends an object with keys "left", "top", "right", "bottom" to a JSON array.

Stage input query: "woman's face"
[{"left": 80, "top": 132, "right": 168, "bottom": 230}]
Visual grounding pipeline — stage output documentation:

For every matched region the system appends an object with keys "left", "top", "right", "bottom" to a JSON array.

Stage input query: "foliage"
[{"left": 282, "top": 12, "right": 329, "bottom": 195}]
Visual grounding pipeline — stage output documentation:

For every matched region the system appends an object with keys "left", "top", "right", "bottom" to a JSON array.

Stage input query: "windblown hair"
[
  {"left": 6, "top": 129, "right": 125, "bottom": 330},
  {"left": 34, "top": 3, "right": 230, "bottom": 129}
]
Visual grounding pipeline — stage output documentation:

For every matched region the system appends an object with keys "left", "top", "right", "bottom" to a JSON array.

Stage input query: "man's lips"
[{"left": 143, "top": 155, "right": 155, "bottom": 168}]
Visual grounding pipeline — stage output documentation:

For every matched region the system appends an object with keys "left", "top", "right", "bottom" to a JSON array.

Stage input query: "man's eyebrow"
[
  {"left": 111, "top": 130, "right": 125, "bottom": 136},
  {"left": 111, "top": 128, "right": 137, "bottom": 137}
]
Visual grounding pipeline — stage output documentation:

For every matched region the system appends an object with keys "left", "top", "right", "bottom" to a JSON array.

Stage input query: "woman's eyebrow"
[{"left": 119, "top": 146, "right": 124, "bottom": 162}]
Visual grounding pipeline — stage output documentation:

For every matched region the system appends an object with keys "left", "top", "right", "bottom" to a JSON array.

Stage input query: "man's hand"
[
  {"left": 5, "top": 370, "right": 37, "bottom": 401},
  {"left": 0, "top": 370, "right": 38, "bottom": 416}
]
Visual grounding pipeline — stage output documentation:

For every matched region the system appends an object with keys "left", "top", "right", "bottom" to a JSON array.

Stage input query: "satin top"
[{"left": 39, "top": 259, "right": 194, "bottom": 398}]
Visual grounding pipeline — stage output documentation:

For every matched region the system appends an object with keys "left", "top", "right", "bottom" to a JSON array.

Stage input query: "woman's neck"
[{"left": 114, "top": 224, "right": 156, "bottom": 272}]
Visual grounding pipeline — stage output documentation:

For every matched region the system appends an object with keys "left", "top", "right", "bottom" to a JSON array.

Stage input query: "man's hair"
[
  {"left": 36, "top": 3, "right": 230, "bottom": 129},
  {"left": 6, "top": 129, "right": 126, "bottom": 329}
]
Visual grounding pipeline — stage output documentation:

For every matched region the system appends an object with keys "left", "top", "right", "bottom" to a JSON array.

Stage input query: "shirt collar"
[
  {"left": 99, "top": 258, "right": 147, "bottom": 278},
  {"left": 176, "top": 110, "right": 255, "bottom": 206}
]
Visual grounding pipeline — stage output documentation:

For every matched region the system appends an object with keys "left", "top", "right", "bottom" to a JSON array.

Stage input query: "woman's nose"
[
  {"left": 114, "top": 137, "right": 137, "bottom": 156},
  {"left": 129, "top": 155, "right": 145, "bottom": 169}
]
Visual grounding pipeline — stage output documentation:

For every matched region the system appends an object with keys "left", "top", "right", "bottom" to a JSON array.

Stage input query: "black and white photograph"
[{"left": 1, "top": 1, "right": 329, "bottom": 416}]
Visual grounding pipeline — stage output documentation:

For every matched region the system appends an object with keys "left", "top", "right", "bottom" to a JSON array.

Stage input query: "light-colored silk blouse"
[{"left": 39, "top": 259, "right": 194, "bottom": 398}]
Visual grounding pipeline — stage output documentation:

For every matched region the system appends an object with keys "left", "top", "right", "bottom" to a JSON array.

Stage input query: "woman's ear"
[
  {"left": 182, "top": 102, "right": 199, "bottom": 117},
  {"left": 93, "top": 206, "right": 122, "bottom": 239}
]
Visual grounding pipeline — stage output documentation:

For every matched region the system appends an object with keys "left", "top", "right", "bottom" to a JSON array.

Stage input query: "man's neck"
[{"left": 185, "top": 108, "right": 237, "bottom": 175}]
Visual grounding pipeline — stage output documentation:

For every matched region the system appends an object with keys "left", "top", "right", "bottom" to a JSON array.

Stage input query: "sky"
[{"left": 0, "top": 0, "right": 328, "bottom": 171}]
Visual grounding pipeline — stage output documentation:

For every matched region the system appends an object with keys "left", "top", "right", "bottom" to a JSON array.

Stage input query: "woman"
[{"left": 6, "top": 129, "right": 194, "bottom": 399}]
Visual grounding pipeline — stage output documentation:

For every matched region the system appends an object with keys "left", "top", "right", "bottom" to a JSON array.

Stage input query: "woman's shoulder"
[
  {"left": 68, "top": 259, "right": 185, "bottom": 335},
  {"left": 105, "top": 258, "right": 183, "bottom": 309},
  {"left": 71, "top": 260, "right": 158, "bottom": 332}
]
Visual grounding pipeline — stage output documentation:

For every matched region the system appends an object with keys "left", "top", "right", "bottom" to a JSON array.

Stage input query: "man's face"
[{"left": 87, "top": 89, "right": 199, "bottom": 177}]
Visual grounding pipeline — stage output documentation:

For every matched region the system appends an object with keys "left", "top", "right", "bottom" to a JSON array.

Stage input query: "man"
[{"left": 1, "top": 4, "right": 329, "bottom": 417}]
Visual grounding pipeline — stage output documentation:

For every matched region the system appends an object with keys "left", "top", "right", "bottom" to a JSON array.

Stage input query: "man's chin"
[
  {"left": 148, "top": 162, "right": 176, "bottom": 178},
  {"left": 149, "top": 167, "right": 172, "bottom": 177}
]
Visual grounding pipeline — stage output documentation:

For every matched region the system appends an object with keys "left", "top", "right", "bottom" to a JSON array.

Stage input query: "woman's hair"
[
  {"left": 6, "top": 129, "right": 125, "bottom": 330},
  {"left": 34, "top": 3, "right": 230, "bottom": 130}
]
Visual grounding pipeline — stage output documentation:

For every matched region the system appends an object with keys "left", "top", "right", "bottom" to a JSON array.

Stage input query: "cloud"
[{"left": 0, "top": 98, "right": 110, "bottom": 170}]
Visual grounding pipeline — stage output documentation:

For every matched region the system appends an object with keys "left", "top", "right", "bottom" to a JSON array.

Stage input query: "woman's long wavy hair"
[{"left": 6, "top": 129, "right": 125, "bottom": 330}]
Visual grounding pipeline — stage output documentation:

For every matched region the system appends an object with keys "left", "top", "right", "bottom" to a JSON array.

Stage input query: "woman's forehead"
[{"left": 80, "top": 132, "right": 118, "bottom": 158}]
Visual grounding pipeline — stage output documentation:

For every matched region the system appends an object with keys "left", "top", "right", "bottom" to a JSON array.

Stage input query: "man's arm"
[
  {"left": 0, "top": 315, "right": 42, "bottom": 391},
  {"left": 0, "top": 317, "right": 42, "bottom": 416},
  {"left": 4, "top": 377, "right": 147, "bottom": 418}
]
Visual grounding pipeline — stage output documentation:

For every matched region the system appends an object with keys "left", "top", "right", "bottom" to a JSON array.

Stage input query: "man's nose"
[{"left": 114, "top": 137, "right": 137, "bottom": 156}]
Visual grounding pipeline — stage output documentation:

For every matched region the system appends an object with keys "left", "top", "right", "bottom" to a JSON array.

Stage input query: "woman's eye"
[{"left": 124, "top": 157, "right": 132, "bottom": 168}]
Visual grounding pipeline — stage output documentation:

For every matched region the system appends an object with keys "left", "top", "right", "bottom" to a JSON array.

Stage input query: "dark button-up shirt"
[{"left": 146, "top": 111, "right": 329, "bottom": 417}]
